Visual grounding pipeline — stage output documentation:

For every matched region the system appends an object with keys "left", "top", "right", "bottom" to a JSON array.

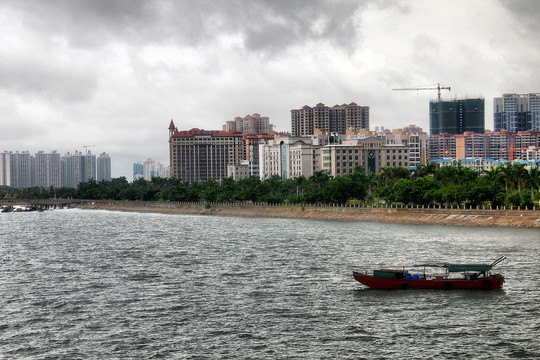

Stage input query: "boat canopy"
[
  {"left": 413, "top": 263, "right": 492, "bottom": 272},
  {"left": 413, "top": 257, "right": 505, "bottom": 273},
  {"left": 446, "top": 264, "right": 492, "bottom": 273}
]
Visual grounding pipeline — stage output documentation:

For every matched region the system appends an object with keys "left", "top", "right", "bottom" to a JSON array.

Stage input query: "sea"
[{"left": 0, "top": 208, "right": 539, "bottom": 359}]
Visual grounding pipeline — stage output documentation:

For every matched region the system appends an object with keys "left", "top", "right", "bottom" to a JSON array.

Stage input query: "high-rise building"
[
  {"left": 169, "top": 121, "right": 245, "bottom": 182},
  {"left": 61, "top": 151, "right": 96, "bottom": 188},
  {"left": 9, "top": 151, "right": 33, "bottom": 188},
  {"left": 1, "top": 149, "right": 108, "bottom": 189},
  {"left": 223, "top": 113, "right": 274, "bottom": 134},
  {"left": 34, "top": 151, "right": 61, "bottom": 188},
  {"left": 429, "top": 98, "right": 484, "bottom": 135},
  {"left": 494, "top": 93, "right": 540, "bottom": 132},
  {"left": 0, "top": 152, "right": 11, "bottom": 187},
  {"left": 291, "top": 102, "right": 369, "bottom": 137},
  {"left": 97, "top": 153, "right": 112, "bottom": 182},
  {"left": 133, "top": 162, "right": 144, "bottom": 181}
]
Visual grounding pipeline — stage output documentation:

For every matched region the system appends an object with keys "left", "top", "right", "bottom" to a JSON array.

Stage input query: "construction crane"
[
  {"left": 83, "top": 145, "right": 96, "bottom": 155},
  {"left": 392, "top": 83, "right": 451, "bottom": 102},
  {"left": 500, "top": 144, "right": 540, "bottom": 161}
]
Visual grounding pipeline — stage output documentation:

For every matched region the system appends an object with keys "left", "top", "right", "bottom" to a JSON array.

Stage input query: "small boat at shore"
[{"left": 353, "top": 256, "right": 506, "bottom": 290}]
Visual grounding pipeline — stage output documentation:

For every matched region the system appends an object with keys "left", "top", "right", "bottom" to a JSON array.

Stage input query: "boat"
[{"left": 353, "top": 256, "right": 506, "bottom": 290}]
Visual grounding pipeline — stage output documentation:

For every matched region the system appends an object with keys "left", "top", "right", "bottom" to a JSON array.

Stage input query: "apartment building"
[
  {"left": 429, "top": 130, "right": 540, "bottom": 161},
  {"left": 34, "top": 151, "right": 61, "bottom": 188},
  {"left": 494, "top": 93, "right": 540, "bottom": 132},
  {"left": 0, "top": 152, "right": 11, "bottom": 186},
  {"left": 378, "top": 126, "right": 429, "bottom": 168},
  {"left": 1, "top": 149, "right": 110, "bottom": 189},
  {"left": 62, "top": 151, "right": 96, "bottom": 188},
  {"left": 223, "top": 113, "right": 274, "bottom": 134},
  {"left": 96, "top": 153, "right": 112, "bottom": 182},
  {"left": 6, "top": 151, "right": 33, "bottom": 188},
  {"left": 291, "top": 102, "right": 369, "bottom": 137}
]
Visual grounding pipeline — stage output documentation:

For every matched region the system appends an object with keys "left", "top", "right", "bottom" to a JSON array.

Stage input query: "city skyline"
[{"left": 1, "top": 0, "right": 539, "bottom": 179}]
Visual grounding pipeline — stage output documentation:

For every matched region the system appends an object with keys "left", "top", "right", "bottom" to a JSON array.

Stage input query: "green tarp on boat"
[{"left": 446, "top": 264, "right": 492, "bottom": 272}]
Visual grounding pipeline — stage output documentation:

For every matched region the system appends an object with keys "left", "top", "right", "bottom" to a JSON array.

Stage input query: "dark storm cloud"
[
  {"left": 497, "top": 0, "right": 540, "bottom": 32},
  {"left": 8, "top": 0, "right": 365, "bottom": 52}
]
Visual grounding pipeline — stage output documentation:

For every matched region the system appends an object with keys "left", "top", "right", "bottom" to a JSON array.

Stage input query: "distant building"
[
  {"left": 336, "top": 136, "right": 409, "bottom": 175},
  {"left": 494, "top": 93, "right": 540, "bottom": 132},
  {"left": 97, "top": 153, "right": 112, "bottom": 182},
  {"left": 259, "top": 137, "right": 316, "bottom": 180},
  {"left": 223, "top": 113, "right": 274, "bottom": 134},
  {"left": 139, "top": 159, "right": 168, "bottom": 180},
  {"left": 1, "top": 149, "right": 109, "bottom": 189},
  {"left": 429, "top": 130, "right": 540, "bottom": 161},
  {"left": 9, "top": 151, "right": 33, "bottom": 188},
  {"left": 430, "top": 98, "right": 484, "bottom": 135},
  {"left": 61, "top": 151, "right": 96, "bottom": 188},
  {"left": 258, "top": 133, "right": 410, "bottom": 180},
  {"left": 34, "top": 151, "right": 61, "bottom": 188},
  {"left": 244, "top": 133, "right": 274, "bottom": 177},
  {"left": 133, "top": 162, "right": 144, "bottom": 181},
  {"left": 291, "top": 102, "right": 369, "bottom": 137},
  {"left": 227, "top": 160, "right": 259, "bottom": 181},
  {"left": 0, "top": 152, "right": 11, "bottom": 187},
  {"left": 377, "top": 125, "right": 429, "bottom": 168},
  {"left": 169, "top": 120, "right": 245, "bottom": 182}
]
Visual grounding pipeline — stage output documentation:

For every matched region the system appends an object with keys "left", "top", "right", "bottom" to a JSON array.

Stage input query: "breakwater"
[{"left": 73, "top": 201, "right": 540, "bottom": 228}]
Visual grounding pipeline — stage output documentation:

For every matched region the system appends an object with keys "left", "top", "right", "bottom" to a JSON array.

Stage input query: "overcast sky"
[{"left": 1, "top": 0, "right": 539, "bottom": 179}]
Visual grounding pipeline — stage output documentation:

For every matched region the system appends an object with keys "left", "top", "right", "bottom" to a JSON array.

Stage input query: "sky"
[{"left": 1, "top": 0, "right": 539, "bottom": 179}]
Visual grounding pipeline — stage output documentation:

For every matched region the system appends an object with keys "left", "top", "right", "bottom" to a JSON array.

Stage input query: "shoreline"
[{"left": 73, "top": 201, "right": 540, "bottom": 229}]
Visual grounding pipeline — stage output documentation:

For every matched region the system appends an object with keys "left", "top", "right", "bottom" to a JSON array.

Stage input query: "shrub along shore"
[{"left": 74, "top": 201, "right": 540, "bottom": 229}]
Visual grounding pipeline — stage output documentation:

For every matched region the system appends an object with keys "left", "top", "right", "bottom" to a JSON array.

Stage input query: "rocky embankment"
[{"left": 74, "top": 201, "right": 540, "bottom": 229}]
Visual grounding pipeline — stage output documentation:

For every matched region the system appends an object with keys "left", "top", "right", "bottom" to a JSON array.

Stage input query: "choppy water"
[{"left": 0, "top": 209, "right": 539, "bottom": 359}]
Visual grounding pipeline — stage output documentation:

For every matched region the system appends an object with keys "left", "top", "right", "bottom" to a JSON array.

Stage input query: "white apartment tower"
[
  {"left": 259, "top": 137, "right": 316, "bottom": 180},
  {"left": 34, "top": 151, "right": 61, "bottom": 188},
  {"left": 97, "top": 152, "right": 112, "bottom": 182}
]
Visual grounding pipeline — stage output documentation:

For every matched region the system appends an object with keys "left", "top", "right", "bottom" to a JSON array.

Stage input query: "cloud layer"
[{"left": 1, "top": 0, "right": 539, "bottom": 178}]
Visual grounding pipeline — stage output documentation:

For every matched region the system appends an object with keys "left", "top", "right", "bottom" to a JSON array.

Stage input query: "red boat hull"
[{"left": 353, "top": 271, "right": 504, "bottom": 290}]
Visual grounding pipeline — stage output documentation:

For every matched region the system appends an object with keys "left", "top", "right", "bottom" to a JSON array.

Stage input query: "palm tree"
[
  {"left": 528, "top": 167, "right": 540, "bottom": 200},
  {"left": 412, "top": 163, "right": 437, "bottom": 179},
  {"left": 513, "top": 164, "right": 529, "bottom": 194}
]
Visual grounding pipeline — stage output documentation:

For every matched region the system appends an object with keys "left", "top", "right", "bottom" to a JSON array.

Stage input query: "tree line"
[{"left": 1, "top": 163, "right": 539, "bottom": 208}]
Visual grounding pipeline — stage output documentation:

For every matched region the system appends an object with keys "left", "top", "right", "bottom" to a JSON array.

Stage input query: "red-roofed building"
[{"left": 169, "top": 121, "right": 246, "bottom": 182}]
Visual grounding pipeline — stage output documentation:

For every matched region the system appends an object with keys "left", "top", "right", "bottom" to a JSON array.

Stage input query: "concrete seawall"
[{"left": 74, "top": 201, "right": 540, "bottom": 229}]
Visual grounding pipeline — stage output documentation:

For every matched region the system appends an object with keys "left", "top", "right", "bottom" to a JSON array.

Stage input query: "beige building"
[
  {"left": 379, "top": 126, "right": 429, "bottom": 167},
  {"left": 291, "top": 102, "right": 369, "bottom": 137},
  {"left": 223, "top": 113, "right": 274, "bottom": 134},
  {"left": 320, "top": 136, "right": 409, "bottom": 176}
]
